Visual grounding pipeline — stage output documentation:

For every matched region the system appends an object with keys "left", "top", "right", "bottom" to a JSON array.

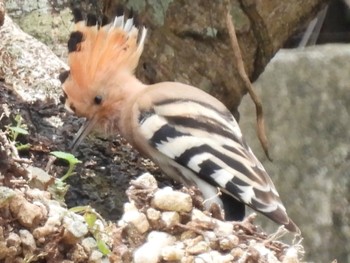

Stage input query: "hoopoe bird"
[{"left": 59, "top": 8, "right": 300, "bottom": 233}]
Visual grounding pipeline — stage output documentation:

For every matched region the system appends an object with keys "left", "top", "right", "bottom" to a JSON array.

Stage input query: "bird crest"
[{"left": 61, "top": 8, "right": 147, "bottom": 92}]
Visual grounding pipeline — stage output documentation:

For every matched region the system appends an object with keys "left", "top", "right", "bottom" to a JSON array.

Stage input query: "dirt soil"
[{"left": 0, "top": 79, "right": 168, "bottom": 219}]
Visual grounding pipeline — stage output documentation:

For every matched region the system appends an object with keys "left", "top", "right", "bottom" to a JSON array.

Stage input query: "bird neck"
[{"left": 117, "top": 70, "right": 147, "bottom": 99}]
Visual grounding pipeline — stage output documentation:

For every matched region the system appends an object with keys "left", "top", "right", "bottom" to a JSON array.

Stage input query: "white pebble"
[
  {"left": 147, "top": 231, "right": 176, "bottom": 244},
  {"left": 134, "top": 241, "right": 161, "bottom": 263},
  {"left": 192, "top": 209, "right": 233, "bottom": 236},
  {"left": 194, "top": 251, "right": 234, "bottom": 263},
  {"left": 120, "top": 209, "right": 150, "bottom": 234},
  {"left": 89, "top": 250, "right": 104, "bottom": 262},
  {"left": 161, "top": 244, "right": 185, "bottom": 261},
  {"left": 214, "top": 221, "right": 233, "bottom": 236},
  {"left": 63, "top": 212, "right": 89, "bottom": 239},
  {"left": 161, "top": 211, "right": 180, "bottom": 228},
  {"left": 146, "top": 208, "right": 161, "bottom": 221},
  {"left": 282, "top": 246, "right": 300, "bottom": 263},
  {"left": 133, "top": 173, "right": 158, "bottom": 189},
  {"left": 152, "top": 187, "right": 192, "bottom": 212},
  {"left": 134, "top": 231, "right": 176, "bottom": 263},
  {"left": 250, "top": 242, "right": 279, "bottom": 263},
  {"left": 123, "top": 201, "right": 138, "bottom": 213},
  {"left": 219, "top": 235, "right": 239, "bottom": 250},
  {"left": 186, "top": 241, "right": 209, "bottom": 255},
  {"left": 19, "top": 229, "right": 36, "bottom": 252}
]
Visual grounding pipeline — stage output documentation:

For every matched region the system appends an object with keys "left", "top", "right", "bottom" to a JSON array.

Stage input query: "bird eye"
[{"left": 94, "top": 95, "right": 103, "bottom": 105}]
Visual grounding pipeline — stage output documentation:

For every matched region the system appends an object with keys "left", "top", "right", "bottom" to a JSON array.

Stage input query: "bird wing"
[{"left": 131, "top": 82, "right": 292, "bottom": 227}]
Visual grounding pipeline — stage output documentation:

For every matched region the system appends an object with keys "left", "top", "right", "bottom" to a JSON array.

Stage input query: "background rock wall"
[{"left": 239, "top": 45, "right": 350, "bottom": 262}]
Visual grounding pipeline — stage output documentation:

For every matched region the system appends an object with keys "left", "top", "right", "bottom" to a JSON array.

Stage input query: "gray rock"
[{"left": 239, "top": 44, "right": 350, "bottom": 262}]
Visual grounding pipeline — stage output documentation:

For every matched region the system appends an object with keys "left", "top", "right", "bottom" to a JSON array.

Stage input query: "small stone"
[
  {"left": 203, "top": 231, "right": 216, "bottom": 240},
  {"left": 0, "top": 187, "right": 15, "bottom": 208},
  {"left": 134, "top": 231, "right": 176, "bottom": 263},
  {"left": 19, "top": 229, "right": 36, "bottom": 252},
  {"left": 26, "top": 188, "right": 51, "bottom": 201},
  {"left": 132, "top": 173, "right": 158, "bottom": 189},
  {"left": 89, "top": 250, "right": 104, "bottom": 262},
  {"left": 219, "top": 235, "right": 239, "bottom": 251},
  {"left": 186, "top": 241, "right": 209, "bottom": 255},
  {"left": 123, "top": 202, "right": 138, "bottom": 213},
  {"left": 231, "top": 247, "right": 244, "bottom": 259},
  {"left": 0, "top": 226, "right": 3, "bottom": 240},
  {"left": 133, "top": 242, "right": 160, "bottom": 263},
  {"left": 7, "top": 233, "right": 21, "bottom": 248},
  {"left": 180, "top": 230, "right": 197, "bottom": 241},
  {"left": 147, "top": 231, "right": 176, "bottom": 244},
  {"left": 28, "top": 166, "right": 54, "bottom": 190},
  {"left": 161, "top": 245, "right": 185, "bottom": 261},
  {"left": 183, "top": 235, "right": 203, "bottom": 247},
  {"left": 69, "top": 244, "right": 88, "bottom": 262},
  {"left": 33, "top": 216, "right": 60, "bottom": 241},
  {"left": 161, "top": 211, "right": 180, "bottom": 228},
  {"left": 249, "top": 243, "right": 279, "bottom": 263},
  {"left": 195, "top": 251, "right": 234, "bottom": 263},
  {"left": 214, "top": 221, "right": 233, "bottom": 237},
  {"left": 152, "top": 187, "right": 192, "bottom": 212},
  {"left": 120, "top": 207, "right": 150, "bottom": 234},
  {"left": 191, "top": 209, "right": 211, "bottom": 222},
  {"left": 9, "top": 195, "right": 45, "bottom": 228},
  {"left": 146, "top": 208, "right": 161, "bottom": 221},
  {"left": 282, "top": 247, "right": 300, "bottom": 263},
  {"left": 0, "top": 241, "right": 10, "bottom": 260},
  {"left": 81, "top": 237, "right": 97, "bottom": 254},
  {"left": 63, "top": 213, "right": 88, "bottom": 244},
  {"left": 181, "top": 255, "right": 195, "bottom": 263},
  {"left": 192, "top": 208, "right": 233, "bottom": 236}
]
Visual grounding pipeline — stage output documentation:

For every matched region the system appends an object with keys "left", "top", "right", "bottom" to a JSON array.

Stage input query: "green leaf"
[
  {"left": 96, "top": 239, "right": 111, "bottom": 255},
  {"left": 16, "top": 143, "right": 31, "bottom": 151},
  {"left": 85, "top": 212, "right": 97, "bottom": 229},
  {"left": 50, "top": 151, "right": 81, "bottom": 164},
  {"left": 69, "top": 206, "right": 90, "bottom": 213},
  {"left": 8, "top": 126, "right": 29, "bottom": 135}
]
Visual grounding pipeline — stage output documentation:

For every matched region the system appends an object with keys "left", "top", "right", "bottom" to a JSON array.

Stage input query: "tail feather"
[
  {"left": 284, "top": 218, "right": 301, "bottom": 234},
  {"left": 262, "top": 205, "right": 300, "bottom": 233}
]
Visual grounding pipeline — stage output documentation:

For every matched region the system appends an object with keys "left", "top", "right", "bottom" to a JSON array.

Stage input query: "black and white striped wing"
[{"left": 138, "top": 98, "right": 288, "bottom": 222}]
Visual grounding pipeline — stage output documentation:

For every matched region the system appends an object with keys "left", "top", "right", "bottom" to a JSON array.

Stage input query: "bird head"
[{"left": 59, "top": 8, "right": 147, "bottom": 150}]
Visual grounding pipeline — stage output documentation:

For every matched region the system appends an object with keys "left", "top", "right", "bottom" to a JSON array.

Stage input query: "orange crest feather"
[{"left": 68, "top": 13, "right": 147, "bottom": 91}]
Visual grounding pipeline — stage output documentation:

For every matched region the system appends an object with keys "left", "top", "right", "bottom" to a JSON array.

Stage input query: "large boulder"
[{"left": 239, "top": 44, "right": 350, "bottom": 262}]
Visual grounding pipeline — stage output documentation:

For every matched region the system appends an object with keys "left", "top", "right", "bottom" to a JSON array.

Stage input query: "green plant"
[
  {"left": 49, "top": 151, "right": 81, "bottom": 201},
  {"left": 7, "top": 114, "right": 31, "bottom": 150},
  {"left": 70, "top": 206, "right": 111, "bottom": 255},
  {"left": 50, "top": 151, "right": 81, "bottom": 181}
]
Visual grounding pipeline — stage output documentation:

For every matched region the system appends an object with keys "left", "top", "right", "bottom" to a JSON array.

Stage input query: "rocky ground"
[{"left": 0, "top": 110, "right": 303, "bottom": 262}]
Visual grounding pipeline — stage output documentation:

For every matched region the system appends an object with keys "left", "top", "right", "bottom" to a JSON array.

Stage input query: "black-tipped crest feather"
[
  {"left": 59, "top": 70, "right": 70, "bottom": 84},
  {"left": 68, "top": 31, "right": 84, "bottom": 53},
  {"left": 86, "top": 13, "right": 97, "bottom": 26},
  {"left": 101, "top": 15, "right": 109, "bottom": 26},
  {"left": 72, "top": 8, "right": 84, "bottom": 23}
]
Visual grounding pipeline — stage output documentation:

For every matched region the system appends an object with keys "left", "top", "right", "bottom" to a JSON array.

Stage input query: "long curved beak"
[{"left": 70, "top": 117, "right": 97, "bottom": 152}]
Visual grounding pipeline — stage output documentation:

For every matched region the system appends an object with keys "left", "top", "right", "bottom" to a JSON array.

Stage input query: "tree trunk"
[{"left": 101, "top": 0, "right": 331, "bottom": 112}]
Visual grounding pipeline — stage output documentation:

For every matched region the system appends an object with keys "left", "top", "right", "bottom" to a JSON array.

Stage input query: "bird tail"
[
  {"left": 284, "top": 217, "right": 301, "bottom": 234},
  {"left": 261, "top": 203, "right": 300, "bottom": 233},
  {"left": 66, "top": 8, "right": 147, "bottom": 91}
]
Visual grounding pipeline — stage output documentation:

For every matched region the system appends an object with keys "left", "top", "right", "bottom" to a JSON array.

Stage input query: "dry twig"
[{"left": 225, "top": 4, "right": 272, "bottom": 161}]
